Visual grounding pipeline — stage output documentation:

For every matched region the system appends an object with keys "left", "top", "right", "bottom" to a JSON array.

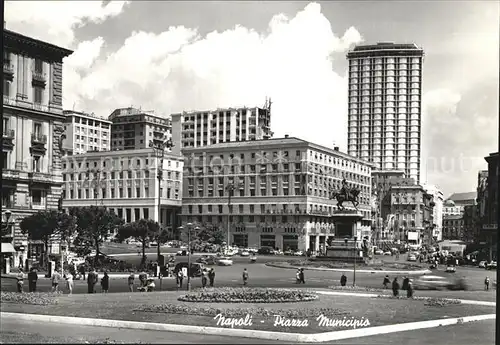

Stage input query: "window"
[
  {"left": 34, "top": 86, "right": 43, "bottom": 104},
  {"left": 136, "top": 188, "right": 140, "bottom": 198},
  {"left": 32, "top": 189, "right": 42, "bottom": 205},
  {"left": 33, "top": 122, "right": 42, "bottom": 137},
  {"left": 32, "top": 156, "right": 41, "bottom": 172},
  {"left": 2, "top": 152, "right": 8, "bottom": 169},
  {"left": 34, "top": 59, "right": 43, "bottom": 73},
  {"left": 3, "top": 79, "right": 10, "bottom": 97}
]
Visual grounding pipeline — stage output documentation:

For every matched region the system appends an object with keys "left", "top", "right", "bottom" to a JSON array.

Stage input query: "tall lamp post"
[
  {"left": 353, "top": 236, "right": 357, "bottom": 286},
  {"left": 149, "top": 138, "right": 174, "bottom": 262},
  {"left": 225, "top": 182, "right": 239, "bottom": 253},
  {"left": 178, "top": 223, "right": 199, "bottom": 291}
]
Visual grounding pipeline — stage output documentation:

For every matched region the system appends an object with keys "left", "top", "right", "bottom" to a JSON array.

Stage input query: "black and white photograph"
[{"left": 0, "top": 1, "right": 498, "bottom": 344}]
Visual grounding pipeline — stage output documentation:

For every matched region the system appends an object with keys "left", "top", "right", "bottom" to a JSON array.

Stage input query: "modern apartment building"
[
  {"left": 109, "top": 107, "right": 171, "bottom": 151},
  {"left": 346, "top": 42, "right": 424, "bottom": 183},
  {"left": 423, "top": 184, "right": 444, "bottom": 241},
  {"left": 61, "top": 149, "right": 183, "bottom": 235},
  {"left": 171, "top": 103, "right": 273, "bottom": 155},
  {"left": 2, "top": 28, "right": 73, "bottom": 267},
  {"left": 63, "top": 110, "right": 111, "bottom": 154},
  {"left": 181, "top": 137, "right": 374, "bottom": 252}
]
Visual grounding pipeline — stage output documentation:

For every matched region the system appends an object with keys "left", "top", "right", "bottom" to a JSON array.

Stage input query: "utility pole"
[
  {"left": 225, "top": 182, "right": 238, "bottom": 253},
  {"left": 149, "top": 137, "right": 175, "bottom": 262}
]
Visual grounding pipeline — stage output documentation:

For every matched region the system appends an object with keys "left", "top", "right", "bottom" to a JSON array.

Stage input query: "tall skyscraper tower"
[{"left": 346, "top": 42, "right": 424, "bottom": 183}]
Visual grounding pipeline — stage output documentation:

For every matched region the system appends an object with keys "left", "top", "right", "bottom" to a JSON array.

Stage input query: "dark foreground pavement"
[{"left": 0, "top": 317, "right": 495, "bottom": 344}]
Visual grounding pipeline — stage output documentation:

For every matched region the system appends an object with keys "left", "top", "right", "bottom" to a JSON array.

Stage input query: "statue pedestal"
[{"left": 325, "top": 211, "right": 364, "bottom": 262}]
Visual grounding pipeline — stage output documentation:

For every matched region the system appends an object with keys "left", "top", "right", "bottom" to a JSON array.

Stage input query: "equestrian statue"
[{"left": 330, "top": 177, "right": 360, "bottom": 211}]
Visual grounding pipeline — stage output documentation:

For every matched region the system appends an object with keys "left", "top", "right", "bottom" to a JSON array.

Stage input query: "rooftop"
[
  {"left": 63, "top": 110, "right": 111, "bottom": 123},
  {"left": 4, "top": 28, "right": 73, "bottom": 61},
  {"left": 172, "top": 105, "right": 269, "bottom": 117},
  {"left": 347, "top": 42, "right": 424, "bottom": 58},
  {"left": 446, "top": 192, "right": 477, "bottom": 202}
]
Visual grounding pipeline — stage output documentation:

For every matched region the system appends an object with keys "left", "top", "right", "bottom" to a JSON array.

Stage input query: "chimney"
[
  {"left": 334, "top": 146, "right": 339, "bottom": 151},
  {"left": 284, "top": 134, "right": 289, "bottom": 138}
]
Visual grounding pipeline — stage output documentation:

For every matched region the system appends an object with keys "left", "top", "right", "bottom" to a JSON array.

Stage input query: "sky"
[{"left": 4, "top": 1, "right": 499, "bottom": 198}]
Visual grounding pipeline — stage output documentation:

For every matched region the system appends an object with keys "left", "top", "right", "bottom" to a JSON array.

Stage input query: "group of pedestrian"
[
  {"left": 201, "top": 268, "right": 216, "bottom": 288},
  {"left": 390, "top": 276, "right": 413, "bottom": 298},
  {"left": 295, "top": 268, "right": 305, "bottom": 284}
]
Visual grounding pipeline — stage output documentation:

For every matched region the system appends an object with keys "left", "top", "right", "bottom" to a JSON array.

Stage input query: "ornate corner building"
[{"left": 2, "top": 28, "right": 73, "bottom": 267}]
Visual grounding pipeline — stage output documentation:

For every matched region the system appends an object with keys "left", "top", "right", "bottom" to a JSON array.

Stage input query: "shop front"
[
  {"left": 233, "top": 234, "right": 248, "bottom": 248},
  {"left": 260, "top": 234, "right": 276, "bottom": 249},
  {"left": 283, "top": 235, "right": 299, "bottom": 251}
]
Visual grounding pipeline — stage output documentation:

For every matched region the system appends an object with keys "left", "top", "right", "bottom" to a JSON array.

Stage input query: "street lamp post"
[
  {"left": 353, "top": 236, "right": 357, "bottom": 287},
  {"left": 2, "top": 210, "right": 12, "bottom": 274},
  {"left": 149, "top": 138, "right": 174, "bottom": 262},
  {"left": 181, "top": 222, "right": 199, "bottom": 291},
  {"left": 225, "top": 182, "right": 238, "bottom": 253}
]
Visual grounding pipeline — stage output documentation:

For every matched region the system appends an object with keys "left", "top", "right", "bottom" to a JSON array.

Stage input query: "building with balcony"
[
  {"left": 382, "top": 183, "right": 434, "bottom": 245},
  {"left": 346, "top": 42, "right": 424, "bottom": 183},
  {"left": 462, "top": 204, "right": 479, "bottom": 244},
  {"left": 109, "top": 107, "right": 171, "bottom": 151},
  {"left": 2, "top": 28, "right": 73, "bottom": 268},
  {"left": 423, "top": 184, "right": 444, "bottom": 241},
  {"left": 442, "top": 215, "right": 464, "bottom": 241},
  {"left": 63, "top": 110, "right": 111, "bottom": 154},
  {"left": 478, "top": 152, "right": 499, "bottom": 260},
  {"left": 181, "top": 136, "right": 374, "bottom": 252},
  {"left": 171, "top": 102, "right": 273, "bottom": 156},
  {"left": 61, "top": 148, "right": 183, "bottom": 236},
  {"left": 443, "top": 191, "right": 476, "bottom": 218}
]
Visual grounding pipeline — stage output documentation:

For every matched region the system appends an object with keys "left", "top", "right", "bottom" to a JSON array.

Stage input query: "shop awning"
[{"left": 1, "top": 243, "right": 16, "bottom": 253}]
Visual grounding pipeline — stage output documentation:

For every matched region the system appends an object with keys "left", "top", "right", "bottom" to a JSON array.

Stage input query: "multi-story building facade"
[
  {"left": 442, "top": 215, "right": 464, "bottom": 241},
  {"left": 181, "top": 137, "right": 374, "bottom": 252},
  {"left": 423, "top": 184, "right": 444, "bottom": 241},
  {"left": 61, "top": 149, "right": 183, "bottom": 236},
  {"left": 2, "top": 28, "right": 73, "bottom": 267},
  {"left": 480, "top": 152, "right": 499, "bottom": 260},
  {"left": 443, "top": 192, "right": 476, "bottom": 218},
  {"left": 63, "top": 110, "right": 111, "bottom": 154},
  {"left": 171, "top": 103, "right": 273, "bottom": 156},
  {"left": 382, "top": 184, "right": 434, "bottom": 245},
  {"left": 346, "top": 42, "right": 424, "bottom": 183},
  {"left": 109, "top": 107, "right": 171, "bottom": 151},
  {"left": 462, "top": 205, "right": 479, "bottom": 243}
]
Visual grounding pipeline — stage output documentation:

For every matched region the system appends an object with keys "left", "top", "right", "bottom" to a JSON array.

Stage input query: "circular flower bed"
[
  {"left": 375, "top": 295, "right": 462, "bottom": 306},
  {"left": 0, "top": 291, "right": 61, "bottom": 305},
  {"left": 329, "top": 285, "right": 384, "bottom": 292},
  {"left": 267, "top": 260, "right": 422, "bottom": 271},
  {"left": 178, "top": 287, "right": 318, "bottom": 303},
  {"left": 137, "top": 304, "right": 348, "bottom": 318}
]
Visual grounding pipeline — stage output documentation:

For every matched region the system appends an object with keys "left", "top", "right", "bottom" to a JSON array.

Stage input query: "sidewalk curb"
[
  {"left": 266, "top": 263, "right": 431, "bottom": 275},
  {"left": 314, "top": 290, "right": 497, "bottom": 306},
  {"left": 0, "top": 312, "right": 495, "bottom": 343},
  {"left": 1, "top": 274, "right": 176, "bottom": 280}
]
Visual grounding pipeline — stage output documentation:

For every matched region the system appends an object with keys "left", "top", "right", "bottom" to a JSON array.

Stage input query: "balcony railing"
[
  {"left": 31, "top": 133, "right": 48, "bottom": 144},
  {"left": 3, "top": 129, "right": 15, "bottom": 138},
  {"left": 3, "top": 62, "right": 14, "bottom": 74}
]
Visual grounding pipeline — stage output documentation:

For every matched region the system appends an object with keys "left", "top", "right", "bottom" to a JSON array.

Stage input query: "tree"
[
  {"left": 19, "top": 210, "right": 75, "bottom": 270},
  {"left": 116, "top": 219, "right": 166, "bottom": 265},
  {"left": 182, "top": 223, "right": 225, "bottom": 250},
  {"left": 69, "top": 206, "right": 123, "bottom": 267}
]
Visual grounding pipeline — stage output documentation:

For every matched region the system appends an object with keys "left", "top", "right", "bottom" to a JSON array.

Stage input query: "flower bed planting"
[
  {"left": 137, "top": 304, "right": 348, "bottom": 318},
  {"left": 268, "top": 259, "right": 422, "bottom": 271},
  {"left": 376, "top": 295, "right": 462, "bottom": 307},
  {"left": 178, "top": 287, "right": 318, "bottom": 303},
  {"left": 329, "top": 285, "right": 386, "bottom": 293},
  {"left": 0, "top": 291, "right": 61, "bottom": 305}
]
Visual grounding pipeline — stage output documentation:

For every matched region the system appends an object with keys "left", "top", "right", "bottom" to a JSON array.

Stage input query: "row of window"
[
  {"left": 64, "top": 186, "right": 179, "bottom": 199},
  {"left": 63, "top": 169, "right": 180, "bottom": 181},
  {"left": 63, "top": 158, "right": 181, "bottom": 170}
]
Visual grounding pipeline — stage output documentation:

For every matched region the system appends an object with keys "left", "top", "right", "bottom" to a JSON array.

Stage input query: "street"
[{"left": 2, "top": 259, "right": 496, "bottom": 295}]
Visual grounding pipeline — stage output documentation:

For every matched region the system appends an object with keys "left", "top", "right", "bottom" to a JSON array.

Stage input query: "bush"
[
  {"left": 178, "top": 287, "right": 318, "bottom": 303},
  {"left": 137, "top": 304, "right": 349, "bottom": 318},
  {"left": 0, "top": 291, "right": 61, "bottom": 305}
]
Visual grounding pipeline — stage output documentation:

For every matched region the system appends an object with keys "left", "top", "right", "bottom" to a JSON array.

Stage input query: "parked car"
[
  {"left": 217, "top": 257, "right": 234, "bottom": 266},
  {"left": 240, "top": 250, "right": 250, "bottom": 257},
  {"left": 478, "top": 261, "right": 487, "bottom": 268},
  {"left": 407, "top": 254, "right": 417, "bottom": 262},
  {"left": 173, "top": 262, "right": 204, "bottom": 277},
  {"left": 176, "top": 250, "right": 189, "bottom": 256},
  {"left": 446, "top": 265, "right": 456, "bottom": 273},
  {"left": 374, "top": 249, "right": 384, "bottom": 255},
  {"left": 383, "top": 251, "right": 392, "bottom": 255},
  {"left": 258, "top": 247, "right": 276, "bottom": 255},
  {"left": 486, "top": 261, "right": 497, "bottom": 270},
  {"left": 293, "top": 250, "right": 304, "bottom": 256},
  {"left": 284, "top": 249, "right": 294, "bottom": 256}
]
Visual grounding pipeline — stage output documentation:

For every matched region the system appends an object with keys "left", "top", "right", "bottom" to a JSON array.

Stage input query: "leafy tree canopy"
[{"left": 19, "top": 210, "right": 75, "bottom": 243}]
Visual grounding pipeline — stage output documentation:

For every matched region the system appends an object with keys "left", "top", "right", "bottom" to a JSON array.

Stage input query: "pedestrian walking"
[
  {"left": 383, "top": 275, "right": 390, "bottom": 289},
  {"left": 176, "top": 270, "right": 184, "bottom": 290},
  {"left": 299, "top": 268, "right": 305, "bottom": 284},
  {"left": 209, "top": 268, "right": 215, "bottom": 287},
  {"left": 101, "top": 271, "right": 110, "bottom": 293},
  {"left": 87, "top": 268, "right": 97, "bottom": 293},
  {"left": 78, "top": 265, "right": 86, "bottom": 280},
  {"left": 65, "top": 271, "right": 74, "bottom": 295},
  {"left": 392, "top": 278, "right": 400, "bottom": 297},
  {"left": 484, "top": 277, "right": 490, "bottom": 291},
  {"left": 201, "top": 269, "right": 208, "bottom": 288},
  {"left": 16, "top": 269, "right": 24, "bottom": 293},
  {"left": 340, "top": 273, "right": 347, "bottom": 287},
  {"left": 28, "top": 267, "right": 38, "bottom": 293},
  {"left": 407, "top": 279, "right": 414, "bottom": 298},
  {"left": 296, "top": 269, "right": 301, "bottom": 284},
  {"left": 402, "top": 276, "right": 409, "bottom": 290},
  {"left": 242, "top": 268, "right": 249, "bottom": 286},
  {"left": 128, "top": 272, "right": 135, "bottom": 292},
  {"left": 51, "top": 269, "right": 61, "bottom": 292}
]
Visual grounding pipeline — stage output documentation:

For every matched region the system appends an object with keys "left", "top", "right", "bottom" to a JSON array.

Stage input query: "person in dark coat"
[
  {"left": 242, "top": 268, "right": 249, "bottom": 286},
  {"left": 87, "top": 268, "right": 98, "bottom": 293},
  {"left": 299, "top": 268, "right": 305, "bottom": 284},
  {"left": 402, "top": 276, "right": 409, "bottom": 290},
  {"left": 208, "top": 268, "right": 215, "bottom": 287},
  {"left": 79, "top": 265, "right": 86, "bottom": 280},
  {"left": 407, "top": 279, "right": 414, "bottom": 298},
  {"left": 28, "top": 268, "right": 38, "bottom": 293},
  {"left": 101, "top": 271, "right": 109, "bottom": 293},
  {"left": 340, "top": 273, "right": 347, "bottom": 287},
  {"left": 392, "top": 278, "right": 400, "bottom": 297},
  {"left": 383, "top": 275, "right": 390, "bottom": 289}
]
